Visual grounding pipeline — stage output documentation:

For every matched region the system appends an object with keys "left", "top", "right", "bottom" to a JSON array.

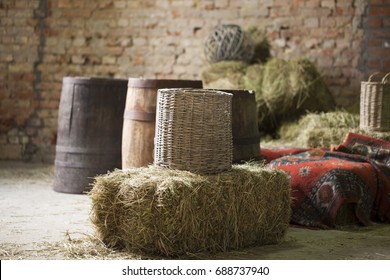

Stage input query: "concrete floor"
[
  {"left": 0, "top": 161, "right": 92, "bottom": 244},
  {"left": 1, "top": 160, "right": 390, "bottom": 260},
  {"left": 0, "top": 161, "right": 93, "bottom": 259}
]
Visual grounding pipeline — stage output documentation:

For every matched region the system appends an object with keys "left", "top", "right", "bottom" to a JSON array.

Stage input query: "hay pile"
[
  {"left": 202, "top": 25, "right": 335, "bottom": 136},
  {"left": 90, "top": 164, "right": 291, "bottom": 257},
  {"left": 277, "top": 111, "right": 359, "bottom": 148},
  {"left": 202, "top": 58, "right": 334, "bottom": 135},
  {"left": 289, "top": 58, "right": 335, "bottom": 113},
  {"left": 263, "top": 111, "right": 390, "bottom": 148},
  {"left": 201, "top": 61, "right": 248, "bottom": 90},
  {"left": 245, "top": 26, "right": 271, "bottom": 64},
  {"left": 260, "top": 58, "right": 335, "bottom": 132}
]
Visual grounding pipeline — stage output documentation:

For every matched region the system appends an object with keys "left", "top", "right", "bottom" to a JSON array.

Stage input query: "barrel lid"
[
  {"left": 63, "top": 77, "right": 127, "bottom": 85},
  {"left": 128, "top": 78, "right": 203, "bottom": 88}
]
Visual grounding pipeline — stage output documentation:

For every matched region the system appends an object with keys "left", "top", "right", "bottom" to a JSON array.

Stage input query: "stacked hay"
[
  {"left": 202, "top": 62, "right": 273, "bottom": 134},
  {"left": 202, "top": 25, "right": 335, "bottom": 136},
  {"left": 201, "top": 61, "right": 248, "bottom": 90},
  {"left": 263, "top": 111, "right": 390, "bottom": 148},
  {"left": 289, "top": 58, "right": 335, "bottom": 113},
  {"left": 202, "top": 57, "right": 335, "bottom": 135},
  {"left": 260, "top": 58, "right": 335, "bottom": 133},
  {"left": 277, "top": 111, "right": 359, "bottom": 148},
  {"left": 243, "top": 63, "right": 264, "bottom": 96},
  {"left": 246, "top": 26, "right": 271, "bottom": 64},
  {"left": 90, "top": 164, "right": 291, "bottom": 257}
]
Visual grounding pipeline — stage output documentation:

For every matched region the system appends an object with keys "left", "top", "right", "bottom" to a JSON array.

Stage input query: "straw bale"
[
  {"left": 90, "top": 164, "right": 291, "bottom": 257},
  {"left": 243, "top": 64, "right": 264, "bottom": 99},
  {"left": 289, "top": 58, "right": 335, "bottom": 112},
  {"left": 201, "top": 61, "right": 248, "bottom": 90},
  {"left": 263, "top": 111, "right": 390, "bottom": 148},
  {"left": 259, "top": 58, "right": 335, "bottom": 134},
  {"left": 245, "top": 26, "right": 271, "bottom": 64},
  {"left": 202, "top": 62, "right": 271, "bottom": 133},
  {"left": 201, "top": 58, "right": 334, "bottom": 136},
  {"left": 261, "top": 58, "right": 292, "bottom": 113}
]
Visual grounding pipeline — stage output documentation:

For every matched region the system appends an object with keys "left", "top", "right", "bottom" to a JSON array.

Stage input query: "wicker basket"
[
  {"left": 360, "top": 72, "right": 390, "bottom": 132},
  {"left": 154, "top": 89, "right": 233, "bottom": 174}
]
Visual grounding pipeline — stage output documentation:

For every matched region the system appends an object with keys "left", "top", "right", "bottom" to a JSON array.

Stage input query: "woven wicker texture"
[
  {"left": 154, "top": 89, "right": 233, "bottom": 174},
  {"left": 204, "top": 24, "right": 254, "bottom": 64},
  {"left": 360, "top": 72, "right": 390, "bottom": 132}
]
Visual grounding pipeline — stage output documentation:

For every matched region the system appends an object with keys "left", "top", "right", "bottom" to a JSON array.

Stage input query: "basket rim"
[
  {"left": 361, "top": 81, "right": 390, "bottom": 85},
  {"left": 157, "top": 88, "right": 233, "bottom": 97},
  {"left": 365, "top": 72, "right": 390, "bottom": 84}
]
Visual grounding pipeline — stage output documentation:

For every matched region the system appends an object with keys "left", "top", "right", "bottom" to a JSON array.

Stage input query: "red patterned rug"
[{"left": 262, "top": 133, "right": 390, "bottom": 228}]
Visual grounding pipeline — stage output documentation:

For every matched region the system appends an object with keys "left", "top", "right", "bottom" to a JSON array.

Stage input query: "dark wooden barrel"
[
  {"left": 53, "top": 77, "right": 127, "bottom": 194},
  {"left": 217, "top": 89, "right": 260, "bottom": 163},
  {"left": 122, "top": 78, "right": 203, "bottom": 168}
]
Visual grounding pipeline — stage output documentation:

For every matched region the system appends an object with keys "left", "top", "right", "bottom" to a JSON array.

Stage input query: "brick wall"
[
  {"left": 0, "top": 0, "right": 388, "bottom": 162},
  {"left": 0, "top": 0, "right": 40, "bottom": 160},
  {"left": 360, "top": 0, "right": 390, "bottom": 76}
]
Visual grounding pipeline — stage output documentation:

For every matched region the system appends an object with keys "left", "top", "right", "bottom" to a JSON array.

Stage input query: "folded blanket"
[{"left": 263, "top": 133, "right": 390, "bottom": 228}]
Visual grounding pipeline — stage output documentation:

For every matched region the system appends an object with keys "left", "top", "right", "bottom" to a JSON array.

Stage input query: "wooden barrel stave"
[
  {"left": 122, "top": 78, "right": 203, "bottom": 168},
  {"left": 53, "top": 77, "right": 127, "bottom": 194},
  {"left": 211, "top": 89, "right": 261, "bottom": 163}
]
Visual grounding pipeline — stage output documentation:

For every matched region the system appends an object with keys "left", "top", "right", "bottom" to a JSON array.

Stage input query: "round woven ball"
[{"left": 204, "top": 24, "right": 255, "bottom": 64}]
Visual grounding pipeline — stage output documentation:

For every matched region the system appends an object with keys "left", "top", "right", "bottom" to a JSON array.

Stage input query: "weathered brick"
[
  {"left": 383, "top": 59, "right": 390, "bottom": 69},
  {"left": 365, "top": 17, "right": 382, "bottom": 29},
  {"left": 321, "top": 0, "right": 335, "bottom": 8},
  {"left": 369, "top": 7, "right": 390, "bottom": 16},
  {"left": 383, "top": 18, "right": 390, "bottom": 27},
  {"left": 114, "top": 1, "right": 126, "bottom": 9},
  {"left": 58, "top": 0, "right": 72, "bottom": 8},
  {"left": 8, "top": 135, "right": 20, "bottom": 144},
  {"left": 72, "top": 37, "right": 86, "bottom": 47},
  {"left": 367, "top": 59, "right": 381, "bottom": 69},
  {"left": 26, "top": 117, "right": 43, "bottom": 128},
  {"left": 36, "top": 100, "right": 60, "bottom": 109},
  {"left": 305, "top": 17, "right": 320, "bottom": 28},
  {"left": 323, "top": 39, "right": 335, "bottom": 48},
  {"left": 14, "top": 91, "right": 36, "bottom": 99},
  {"left": 43, "top": 118, "right": 58, "bottom": 128},
  {"left": 102, "top": 56, "right": 117, "bottom": 64},
  {"left": 215, "top": 0, "right": 229, "bottom": 9},
  {"left": 133, "top": 37, "right": 147, "bottom": 46},
  {"left": 367, "top": 38, "right": 383, "bottom": 47},
  {"left": 370, "top": 0, "right": 384, "bottom": 5},
  {"left": 2, "top": 98, "right": 31, "bottom": 108},
  {"left": 8, "top": 63, "right": 33, "bottom": 73},
  {"left": 0, "top": 144, "right": 22, "bottom": 160},
  {"left": 367, "top": 47, "right": 390, "bottom": 57},
  {"left": 118, "top": 18, "right": 128, "bottom": 27},
  {"left": 0, "top": 135, "right": 7, "bottom": 144},
  {"left": 372, "top": 30, "right": 390, "bottom": 38},
  {"left": 1, "top": 53, "right": 14, "bottom": 62},
  {"left": 63, "top": 9, "right": 91, "bottom": 18},
  {"left": 71, "top": 55, "right": 86, "bottom": 64}
]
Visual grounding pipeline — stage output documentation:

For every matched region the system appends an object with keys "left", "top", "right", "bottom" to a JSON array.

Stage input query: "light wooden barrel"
[
  {"left": 53, "top": 77, "right": 127, "bottom": 194},
  {"left": 122, "top": 78, "right": 203, "bottom": 168}
]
